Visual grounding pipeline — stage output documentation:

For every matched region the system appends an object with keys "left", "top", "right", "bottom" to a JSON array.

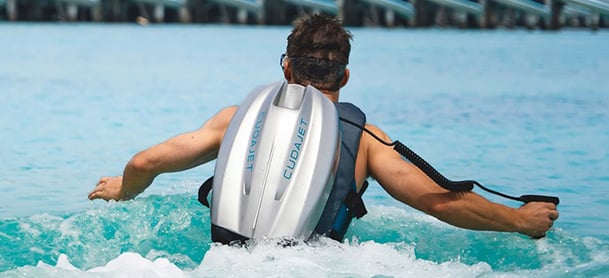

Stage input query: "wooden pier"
[{"left": 1, "top": 0, "right": 608, "bottom": 29}]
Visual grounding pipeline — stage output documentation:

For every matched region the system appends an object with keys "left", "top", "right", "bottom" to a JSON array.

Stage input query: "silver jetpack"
[{"left": 200, "top": 81, "right": 340, "bottom": 244}]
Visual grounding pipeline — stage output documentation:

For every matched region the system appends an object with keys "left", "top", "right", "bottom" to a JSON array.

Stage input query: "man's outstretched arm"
[
  {"left": 362, "top": 124, "right": 558, "bottom": 238},
  {"left": 88, "top": 106, "right": 237, "bottom": 201}
]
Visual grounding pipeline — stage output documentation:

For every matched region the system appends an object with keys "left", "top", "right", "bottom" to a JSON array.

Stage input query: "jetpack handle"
[{"left": 520, "top": 195, "right": 560, "bottom": 205}]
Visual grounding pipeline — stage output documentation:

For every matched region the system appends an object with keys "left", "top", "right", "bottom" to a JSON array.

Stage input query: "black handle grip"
[{"left": 519, "top": 195, "right": 560, "bottom": 205}]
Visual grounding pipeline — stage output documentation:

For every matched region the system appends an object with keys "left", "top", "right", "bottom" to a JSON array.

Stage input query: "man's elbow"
[
  {"left": 127, "top": 151, "right": 160, "bottom": 175},
  {"left": 423, "top": 201, "right": 450, "bottom": 217},
  {"left": 419, "top": 192, "right": 477, "bottom": 225},
  {"left": 418, "top": 193, "right": 458, "bottom": 219}
]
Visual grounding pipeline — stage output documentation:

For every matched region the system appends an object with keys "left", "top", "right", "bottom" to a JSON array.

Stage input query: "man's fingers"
[
  {"left": 542, "top": 202, "right": 557, "bottom": 210},
  {"left": 89, "top": 190, "right": 111, "bottom": 201},
  {"left": 549, "top": 211, "right": 559, "bottom": 221},
  {"left": 90, "top": 176, "right": 113, "bottom": 200},
  {"left": 88, "top": 180, "right": 109, "bottom": 200},
  {"left": 88, "top": 187, "right": 103, "bottom": 200},
  {"left": 97, "top": 178, "right": 109, "bottom": 186},
  {"left": 88, "top": 191, "right": 97, "bottom": 200}
]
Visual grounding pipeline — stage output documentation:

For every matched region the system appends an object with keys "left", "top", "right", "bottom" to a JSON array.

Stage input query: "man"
[{"left": 89, "top": 13, "right": 558, "bottom": 239}]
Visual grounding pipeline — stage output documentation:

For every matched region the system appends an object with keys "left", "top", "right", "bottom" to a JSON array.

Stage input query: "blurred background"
[{"left": 1, "top": 0, "right": 608, "bottom": 30}]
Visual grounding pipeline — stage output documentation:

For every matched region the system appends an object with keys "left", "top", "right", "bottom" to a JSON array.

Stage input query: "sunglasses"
[{"left": 280, "top": 53, "right": 287, "bottom": 69}]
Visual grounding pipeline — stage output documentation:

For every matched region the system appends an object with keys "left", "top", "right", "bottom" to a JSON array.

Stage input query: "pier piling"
[{"left": 6, "top": 0, "right": 17, "bottom": 20}]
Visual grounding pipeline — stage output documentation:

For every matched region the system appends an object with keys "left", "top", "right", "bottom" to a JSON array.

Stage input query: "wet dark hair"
[{"left": 286, "top": 13, "right": 352, "bottom": 91}]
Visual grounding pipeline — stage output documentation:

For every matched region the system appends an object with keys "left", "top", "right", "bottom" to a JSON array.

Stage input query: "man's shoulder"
[
  {"left": 360, "top": 123, "right": 392, "bottom": 149},
  {"left": 204, "top": 106, "right": 238, "bottom": 132},
  {"left": 216, "top": 106, "right": 238, "bottom": 119}
]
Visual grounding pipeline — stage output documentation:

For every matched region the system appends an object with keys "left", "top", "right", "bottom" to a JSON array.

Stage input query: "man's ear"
[
  {"left": 340, "top": 68, "right": 350, "bottom": 88},
  {"left": 283, "top": 59, "right": 292, "bottom": 81}
]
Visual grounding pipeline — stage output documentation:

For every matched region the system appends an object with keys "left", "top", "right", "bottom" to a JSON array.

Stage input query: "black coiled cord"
[
  {"left": 392, "top": 141, "right": 474, "bottom": 192},
  {"left": 339, "top": 117, "right": 559, "bottom": 205}
]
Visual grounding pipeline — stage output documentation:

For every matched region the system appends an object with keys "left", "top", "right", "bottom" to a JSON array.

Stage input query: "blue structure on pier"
[
  {"left": 64, "top": 0, "right": 100, "bottom": 6},
  {"left": 284, "top": 0, "right": 338, "bottom": 14},
  {"left": 563, "top": 0, "right": 609, "bottom": 15},
  {"left": 361, "top": 0, "right": 416, "bottom": 18},
  {"left": 137, "top": 0, "right": 185, "bottom": 8},
  {"left": 207, "top": 0, "right": 263, "bottom": 23},
  {"left": 428, "top": 0, "right": 485, "bottom": 16},
  {"left": 493, "top": 0, "right": 551, "bottom": 18},
  {"left": 209, "top": 0, "right": 262, "bottom": 13}
]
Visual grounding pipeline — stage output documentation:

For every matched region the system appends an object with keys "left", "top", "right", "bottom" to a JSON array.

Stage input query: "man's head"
[{"left": 284, "top": 13, "right": 352, "bottom": 92}]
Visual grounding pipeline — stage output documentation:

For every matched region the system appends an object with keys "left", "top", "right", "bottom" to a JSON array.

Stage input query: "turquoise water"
[{"left": 1, "top": 24, "right": 609, "bottom": 277}]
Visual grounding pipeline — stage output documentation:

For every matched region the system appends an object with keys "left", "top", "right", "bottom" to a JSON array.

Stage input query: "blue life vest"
[{"left": 314, "top": 102, "right": 368, "bottom": 241}]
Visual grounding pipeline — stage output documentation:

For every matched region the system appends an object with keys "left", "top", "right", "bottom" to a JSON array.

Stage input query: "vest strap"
[
  {"left": 344, "top": 181, "right": 368, "bottom": 219},
  {"left": 198, "top": 176, "right": 214, "bottom": 208}
]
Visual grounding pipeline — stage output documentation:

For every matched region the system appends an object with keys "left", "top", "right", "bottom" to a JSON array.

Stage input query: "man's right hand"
[
  {"left": 88, "top": 176, "right": 125, "bottom": 201},
  {"left": 517, "top": 202, "right": 559, "bottom": 238}
]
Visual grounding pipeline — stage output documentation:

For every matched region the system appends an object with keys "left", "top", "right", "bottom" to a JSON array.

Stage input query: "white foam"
[
  {"left": 5, "top": 253, "right": 185, "bottom": 278},
  {"left": 5, "top": 236, "right": 609, "bottom": 278},
  {"left": 194, "top": 238, "right": 493, "bottom": 277},
  {"left": 25, "top": 240, "right": 441, "bottom": 278},
  {"left": 88, "top": 252, "right": 185, "bottom": 278},
  {"left": 55, "top": 254, "right": 79, "bottom": 271}
]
